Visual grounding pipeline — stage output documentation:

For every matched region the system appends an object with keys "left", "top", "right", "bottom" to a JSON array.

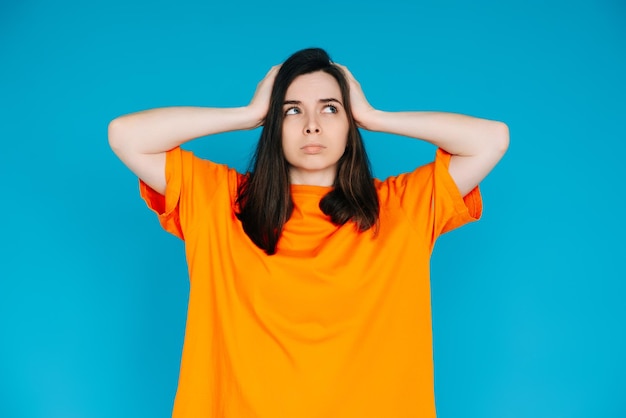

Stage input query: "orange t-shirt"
[{"left": 140, "top": 147, "right": 482, "bottom": 417}]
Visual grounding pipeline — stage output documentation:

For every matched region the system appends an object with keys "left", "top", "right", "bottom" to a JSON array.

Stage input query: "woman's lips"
[{"left": 301, "top": 144, "right": 325, "bottom": 154}]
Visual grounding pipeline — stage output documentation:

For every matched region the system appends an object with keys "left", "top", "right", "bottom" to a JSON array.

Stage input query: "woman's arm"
[
  {"left": 108, "top": 65, "right": 280, "bottom": 195},
  {"left": 337, "top": 65, "right": 509, "bottom": 196}
]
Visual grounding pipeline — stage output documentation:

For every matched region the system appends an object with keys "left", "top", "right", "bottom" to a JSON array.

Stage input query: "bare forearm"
[
  {"left": 108, "top": 106, "right": 262, "bottom": 154},
  {"left": 339, "top": 64, "right": 508, "bottom": 194},
  {"left": 364, "top": 110, "right": 509, "bottom": 157}
]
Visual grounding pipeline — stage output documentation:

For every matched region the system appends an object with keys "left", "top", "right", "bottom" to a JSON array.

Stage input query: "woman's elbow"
[
  {"left": 491, "top": 121, "right": 510, "bottom": 156},
  {"left": 108, "top": 116, "right": 129, "bottom": 153}
]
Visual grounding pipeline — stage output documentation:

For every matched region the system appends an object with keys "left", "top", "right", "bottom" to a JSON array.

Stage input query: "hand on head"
[
  {"left": 334, "top": 64, "right": 376, "bottom": 130},
  {"left": 248, "top": 64, "right": 281, "bottom": 128},
  {"left": 248, "top": 62, "right": 377, "bottom": 131}
]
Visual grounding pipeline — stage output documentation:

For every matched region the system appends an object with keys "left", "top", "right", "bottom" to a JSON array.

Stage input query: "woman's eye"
[
  {"left": 285, "top": 107, "right": 300, "bottom": 115},
  {"left": 322, "top": 105, "right": 338, "bottom": 114}
]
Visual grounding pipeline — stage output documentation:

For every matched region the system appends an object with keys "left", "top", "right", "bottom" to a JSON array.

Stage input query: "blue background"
[{"left": 1, "top": 0, "right": 625, "bottom": 417}]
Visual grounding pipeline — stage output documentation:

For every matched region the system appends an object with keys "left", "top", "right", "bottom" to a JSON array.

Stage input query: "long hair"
[{"left": 236, "top": 48, "right": 379, "bottom": 255}]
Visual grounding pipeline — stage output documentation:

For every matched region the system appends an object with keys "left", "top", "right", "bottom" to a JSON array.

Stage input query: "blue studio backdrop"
[{"left": 1, "top": 0, "right": 625, "bottom": 417}]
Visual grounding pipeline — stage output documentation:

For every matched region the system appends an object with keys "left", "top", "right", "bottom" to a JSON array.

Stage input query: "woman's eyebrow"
[
  {"left": 319, "top": 98, "right": 343, "bottom": 105},
  {"left": 283, "top": 98, "right": 343, "bottom": 105}
]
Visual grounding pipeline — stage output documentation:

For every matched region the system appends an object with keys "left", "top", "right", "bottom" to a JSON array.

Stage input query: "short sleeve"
[
  {"left": 139, "top": 147, "right": 184, "bottom": 239},
  {"left": 139, "top": 147, "right": 234, "bottom": 240},
  {"left": 432, "top": 148, "right": 482, "bottom": 234},
  {"left": 379, "top": 148, "right": 482, "bottom": 241}
]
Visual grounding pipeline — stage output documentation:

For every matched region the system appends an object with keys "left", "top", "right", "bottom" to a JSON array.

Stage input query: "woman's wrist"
[
  {"left": 358, "top": 109, "right": 386, "bottom": 132},
  {"left": 240, "top": 105, "right": 267, "bottom": 130}
]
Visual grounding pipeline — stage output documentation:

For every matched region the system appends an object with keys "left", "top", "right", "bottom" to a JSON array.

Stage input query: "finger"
[
  {"left": 334, "top": 63, "right": 354, "bottom": 79},
  {"left": 262, "top": 65, "right": 281, "bottom": 80}
]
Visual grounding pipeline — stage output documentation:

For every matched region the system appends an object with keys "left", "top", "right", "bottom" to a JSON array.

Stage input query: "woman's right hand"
[{"left": 247, "top": 65, "right": 281, "bottom": 128}]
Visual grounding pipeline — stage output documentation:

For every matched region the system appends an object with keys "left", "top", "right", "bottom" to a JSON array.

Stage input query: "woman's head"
[
  {"left": 237, "top": 48, "right": 379, "bottom": 255},
  {"left": 280, "top": 70, "right": 348, "bottom": 185},
  {"left": 262, "top": 48, "right": 362, "bottom": 185}
]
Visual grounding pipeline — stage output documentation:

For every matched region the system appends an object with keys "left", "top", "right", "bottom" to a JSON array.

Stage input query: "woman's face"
[{"left": 281, "top": 71, "right": 349, "bottom": 186}]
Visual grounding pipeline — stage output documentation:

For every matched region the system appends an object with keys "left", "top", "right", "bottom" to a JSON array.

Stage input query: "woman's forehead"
[{"left": 285, "top": 71, "right": 341, "bottom": 101}]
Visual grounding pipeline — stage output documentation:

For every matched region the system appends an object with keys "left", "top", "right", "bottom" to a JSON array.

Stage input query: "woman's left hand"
[{"left": 335, "top": 64, "right": 378, "bottom": 130}]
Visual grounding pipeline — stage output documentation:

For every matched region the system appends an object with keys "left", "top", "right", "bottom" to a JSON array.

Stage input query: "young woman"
[{"left": 109, "top": 48, "right": 508, "bottom": 417}]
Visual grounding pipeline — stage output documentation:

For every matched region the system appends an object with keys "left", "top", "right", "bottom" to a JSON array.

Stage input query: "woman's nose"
[{"left": 304, "top": 117, "right": 321, "bottom": 135}]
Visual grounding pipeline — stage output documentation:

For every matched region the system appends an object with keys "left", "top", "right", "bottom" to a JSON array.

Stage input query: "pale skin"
[
  {"left": 281, "top": 71, "right": 349, "bottom": 186},
  {"left": 108, "top": 64, "right": 509, "bottom": 196}
]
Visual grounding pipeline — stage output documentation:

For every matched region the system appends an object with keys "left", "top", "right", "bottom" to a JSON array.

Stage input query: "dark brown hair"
[{"left": 236, "top": 48, "right": 379, "bottom": 255}]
